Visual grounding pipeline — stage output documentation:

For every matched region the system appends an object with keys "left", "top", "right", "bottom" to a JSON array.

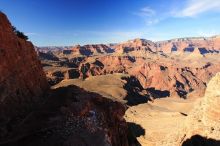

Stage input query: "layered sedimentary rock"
[
  {"left": 44, "top": 67, "right": 80, "bottom": 85},
  {"left": 202, "top": 73, "right": 220, "bottom": 128},
  {"left": 74, "top": 56, "right": 220, "bottom": 98},
  {"left": 181, "top": 72, "right": 220, "bottom": 145},
  {"left": 37, "top": 36, "right": 220, "bottom": 56},
  {"left": 41, "top": 48, "right": 220, "bottom": 98},
  {"left": 163, "top": 72, "right": 220, "bottom": 146},
  {"left": 112, "top": 37, "right": 220, "bottom": 54},
  {"left": 37, "top": 36, "right": 220, "bottom": 99},
  {"left": 142, "top": 73, "right": 220, "bottom": 146},
  {"left": 156, "top": 36, "right": 220, "bottom": 54},
  {"left": 71, "top": 44, "right": 114, "bottom": 56},
  {"left": 112, "top": 38, "right": 155, "bottom": 53},
  {"left": 35, "top": 46, "right": 72, "bottom": 53}
]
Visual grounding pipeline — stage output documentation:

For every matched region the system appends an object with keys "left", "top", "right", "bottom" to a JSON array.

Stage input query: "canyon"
[
  {"left": 0, "top": 10, "right": 220, "bottom": 146},
  {"left": 39, "top": 36, "right": 220, "bottom": 100},
  {"left": 37, "top": 33, "right": 220, "bottom": 145}
]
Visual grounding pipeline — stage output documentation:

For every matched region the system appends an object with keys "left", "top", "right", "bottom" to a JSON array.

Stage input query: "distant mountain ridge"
[{"left": 36, "top": 35, "right": 220, "bottom": 55}]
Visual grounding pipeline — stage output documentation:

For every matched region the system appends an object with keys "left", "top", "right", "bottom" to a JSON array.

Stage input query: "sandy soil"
[
  {"left": 52, "top": 74, "right": 203, "bottom": 146},
  {"left": 124, "top": 97, "right": 202, "bottom": 146},
  {"left": 52, "top": 74, "right": 129, "bottom": 102}
]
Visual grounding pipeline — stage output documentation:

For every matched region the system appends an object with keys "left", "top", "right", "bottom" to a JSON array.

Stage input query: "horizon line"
[{"left": 35, "top": 34, "right": 220, "bottom": 47}]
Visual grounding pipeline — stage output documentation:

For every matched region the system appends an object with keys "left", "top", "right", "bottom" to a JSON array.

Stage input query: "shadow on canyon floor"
[
  {"left": 127, "top": 122, "right": 145, "bottom": 146},
  {"left": 146, "top": 87, "right": 170, "bottom": 98},
  {"left": 122, "top": 76, "right": 150, "bottom": 106},
  {"left": 0, "top": 85, "right": 141, "bottom": 146},
  {"left": 122, "top": 76, "right": 171, "bottom": 106},
  {"left": 182, "top": 135, "right": 220, "bottom": 146}
]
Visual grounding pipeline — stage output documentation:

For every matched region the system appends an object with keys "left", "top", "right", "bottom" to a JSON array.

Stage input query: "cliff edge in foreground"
[
  {"left": 0, "top": 12, "right": 49, "bottom": 137},
  {"left": 169, "top": 72, "right": 220, "bottom": 146},
  {"left": 0, "top": 12, "right": 130, "bottom": 146}
]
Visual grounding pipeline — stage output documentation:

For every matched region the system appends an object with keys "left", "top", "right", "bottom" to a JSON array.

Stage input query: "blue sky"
[{"left": 1, "top": 0, "right": 220, "bottom": 46}]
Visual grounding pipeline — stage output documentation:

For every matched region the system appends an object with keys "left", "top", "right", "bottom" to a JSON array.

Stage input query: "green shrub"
[{"left": 12, "top": 26, "right": 29, "bottom": 40}]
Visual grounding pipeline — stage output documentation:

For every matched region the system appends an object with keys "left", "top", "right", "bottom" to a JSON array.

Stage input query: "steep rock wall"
[{"left": 0, "top": 12, "right": 48, "bottom": 133}]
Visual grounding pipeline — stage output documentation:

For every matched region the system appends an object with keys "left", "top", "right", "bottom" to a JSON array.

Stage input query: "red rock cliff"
[
  {"left": 0, "top": 12, "right": 48, "bottom": 124},
  {"left": 0, "top": 12, "right": 131, "bottom": 146}
]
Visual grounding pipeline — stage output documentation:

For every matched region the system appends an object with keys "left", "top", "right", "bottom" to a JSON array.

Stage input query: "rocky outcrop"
[
  {"left": 129, "top": 62, "right": 220, "bottom": 98},
  {"left": 180, "top": 72, "right": 220, "bottom": 145},
  {"left": 0, "top": 12, "right": 49, "bottom": 138},
  {"left": 143, "top": 73, "right": 220, "bottom": 146},
  {"left": 71, "top": 44, "right": 114, "bottom": 56},
  {"left": 38, "top": 37, "right": 220, "bottom": 99},
  {"left": 0, "top": 85, "right": 130, "bottom": 146},
  {"left": 202, "top": 73, "right": 220, "bottom": 129},
  {"left": 74, "top": 56, "right": 216, "bottom": 98},
  {"left": 0, "top": 12, "right": 131, "bottom": 146},
  {"left": 37, "top": 51, "right": 60, "bottom": 61},
  {"left": 35, "top": 46, "right": 72, "bottom": 53},
  {"left": 45, "top": 67, "right": 80, "bottom": 85},
  {"left": 112, "top": 38, "right": 155, "bottom": 54},
  {"left": 37, "top": 35, "right": 220, "bottom": 56},
  {"left": 156, "top": 36, "right": 220, "bottom": 54},
  {"left": 160, "top": 72, "right": 220, "bottom": 146},
  {"left": 111, "top": 37, "right": 220, "bottom": 55},
  {"left": 41, "top": 48, "right": 220, "bottom": 99}
]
